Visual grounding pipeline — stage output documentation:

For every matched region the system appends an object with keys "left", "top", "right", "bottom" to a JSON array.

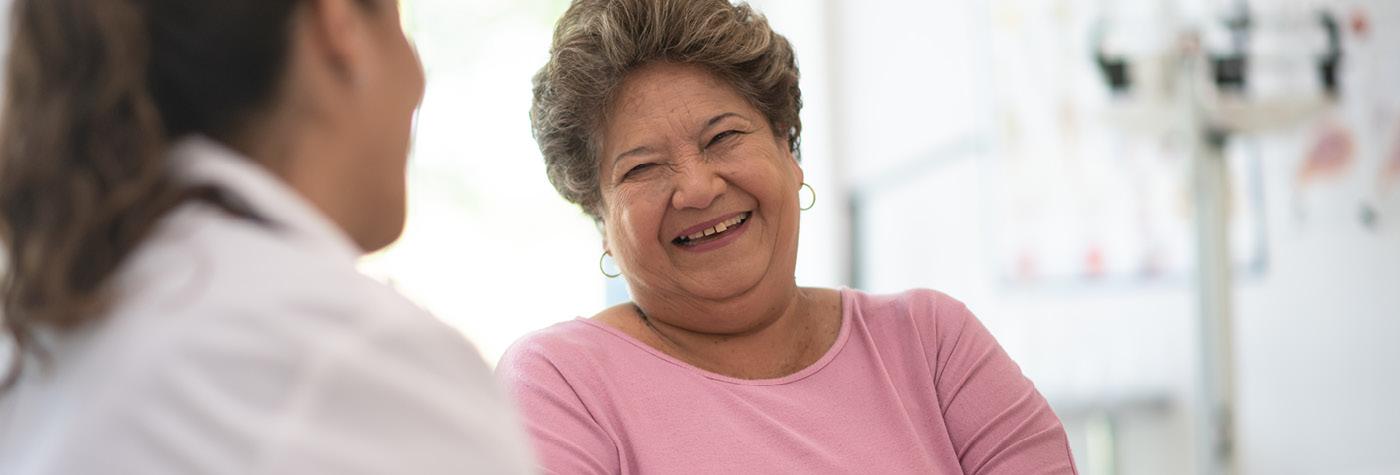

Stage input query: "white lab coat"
[{"left": 0, "top": 137, "right": 535, "bottom": 474}]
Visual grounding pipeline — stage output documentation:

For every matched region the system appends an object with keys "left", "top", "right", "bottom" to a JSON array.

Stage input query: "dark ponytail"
[{"left": 0, "top": 0, "right": 303, "bottom": 388}]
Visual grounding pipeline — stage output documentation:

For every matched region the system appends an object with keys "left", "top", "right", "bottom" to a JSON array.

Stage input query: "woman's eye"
[
  {"left": 707, "top": 130, "right": 742, "bottom": 148},
  {"left": 622, "top": 163, "right": 655, "bottom": 180}
]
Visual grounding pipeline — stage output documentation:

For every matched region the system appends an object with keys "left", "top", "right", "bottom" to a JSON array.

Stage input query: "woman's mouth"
[{"left": 672, "top": 211, "right": 751, "bottom": 247}]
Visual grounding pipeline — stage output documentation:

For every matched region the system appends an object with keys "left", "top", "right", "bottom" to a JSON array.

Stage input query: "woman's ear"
[
  {"left": 786, "top": 148, "right": 804, "bottom": 187},
  {"left": 299, "top": 0, "right": 368, "bottom": 87},
  {"left": 776, "top": 129, "right": 802, "bottom": 183}
]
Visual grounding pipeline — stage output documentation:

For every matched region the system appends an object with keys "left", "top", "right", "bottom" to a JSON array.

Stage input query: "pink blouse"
[{"left": 497, "top": 288, "right": 1077, "bottom": 474}]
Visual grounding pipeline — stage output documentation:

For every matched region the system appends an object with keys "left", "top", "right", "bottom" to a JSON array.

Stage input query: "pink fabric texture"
[{"left": 496, "top": 288, "right": 1077, "bottom": 474}]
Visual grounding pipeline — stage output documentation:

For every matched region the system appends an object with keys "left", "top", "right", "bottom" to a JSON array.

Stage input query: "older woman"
[{"left": 498, "top": 0, "right": 1077, "bottom": 473}]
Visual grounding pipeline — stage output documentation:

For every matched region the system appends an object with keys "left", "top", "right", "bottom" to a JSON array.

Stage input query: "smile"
[{"left": 673, "top": 211, "right": 751, "bottom": 247}]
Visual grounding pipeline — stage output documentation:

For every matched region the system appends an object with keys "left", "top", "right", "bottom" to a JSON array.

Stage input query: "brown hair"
[
  {"left": 0, "top": 0, "right": 323, "bottom": 388},
  {"left": 530, "top": 0, "right": 803, "bottom": 221}
]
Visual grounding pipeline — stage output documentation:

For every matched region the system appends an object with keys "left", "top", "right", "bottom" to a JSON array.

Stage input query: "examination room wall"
[{"left": 832, "top": 0, "right": 1400, "bottom": 474}]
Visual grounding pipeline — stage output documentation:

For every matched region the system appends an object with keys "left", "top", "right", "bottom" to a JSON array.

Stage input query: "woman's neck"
[
  {"left": 603, "top": 286, "right": 843, "bottom": 380},
  {"left": 222, "top": 118, "right": 379, "bottom": 253}
]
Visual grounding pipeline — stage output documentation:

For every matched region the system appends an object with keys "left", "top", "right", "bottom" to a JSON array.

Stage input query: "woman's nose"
[{"left": 669, "top": 159, "right": 725, "bottom": 210}]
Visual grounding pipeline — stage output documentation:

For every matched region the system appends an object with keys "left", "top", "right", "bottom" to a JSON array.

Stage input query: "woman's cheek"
[{"left": 612, "top": 189, "right": 657, "bottom": 238}]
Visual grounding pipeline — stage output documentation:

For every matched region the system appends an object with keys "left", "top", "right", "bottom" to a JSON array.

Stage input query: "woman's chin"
[{"left": 675, "top": 264, "right": 784, "bottom": 302}]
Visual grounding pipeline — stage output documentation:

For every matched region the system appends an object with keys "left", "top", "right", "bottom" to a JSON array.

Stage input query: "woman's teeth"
[{"left": 676, "top": 212, "right": 749, "bottom": 245}]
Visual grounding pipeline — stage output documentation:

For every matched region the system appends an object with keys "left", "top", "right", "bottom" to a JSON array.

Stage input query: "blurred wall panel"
[{"left": 836, "top": 0, "right": 1400, "bottom": 473}]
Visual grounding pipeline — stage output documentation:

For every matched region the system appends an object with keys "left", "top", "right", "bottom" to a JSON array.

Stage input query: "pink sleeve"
[
  {"left": 923, "top": 293, "right": 1078, "bottom": 475},
  {"left": 496, "top": 342, "right": 620, "bottom": 475}
]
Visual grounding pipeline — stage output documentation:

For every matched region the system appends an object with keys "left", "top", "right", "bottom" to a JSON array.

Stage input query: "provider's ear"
[{"left": 299, "top": 0, "right": 373, "bottom": 88}]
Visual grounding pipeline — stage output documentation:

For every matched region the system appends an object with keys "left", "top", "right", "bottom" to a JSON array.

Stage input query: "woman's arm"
[
  {"left": 496, "top": 339, "right": 620, "bottom": 475},
  {"left": 920, "top": 292, "right": 1078, "bottom": 475}
]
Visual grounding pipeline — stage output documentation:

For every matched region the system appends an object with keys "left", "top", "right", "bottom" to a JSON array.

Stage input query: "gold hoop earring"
[
  {"left": 599, "top": 251, "right": 622, "bottom": 278},
  {"left": 799, "top": 182, "right": 816, "bottom": 211}
]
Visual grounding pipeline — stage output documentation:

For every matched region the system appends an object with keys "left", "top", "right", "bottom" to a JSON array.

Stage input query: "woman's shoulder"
[
  {"left": 843, "top": 287, "right": 979, "bottom": 347},
  {"left": 121, "top": 201, "right": 427, "bottom": 329},
  {"left": 496, "top": 316, "right": 623, "bottom": 375},
  {"left": 846, "top": 287, "right": 973, "bottom": 321},
  {"left": 104, "top": 201, "right": 476, "bottom": 392}
]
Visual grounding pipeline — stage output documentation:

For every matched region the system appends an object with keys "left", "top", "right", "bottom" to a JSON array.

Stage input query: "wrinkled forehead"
[{"left": 600, "top": 63, "right": 758, "bottom": 152}]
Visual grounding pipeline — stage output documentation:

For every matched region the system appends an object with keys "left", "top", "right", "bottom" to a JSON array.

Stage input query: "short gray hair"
[{"left": 530, "top": 0, "right": 803, "bottom": 221}]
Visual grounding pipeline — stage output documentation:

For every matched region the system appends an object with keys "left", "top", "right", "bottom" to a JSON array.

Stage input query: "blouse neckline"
[{"left": 572, "top": 287, "right": 855, "bottom": 386}]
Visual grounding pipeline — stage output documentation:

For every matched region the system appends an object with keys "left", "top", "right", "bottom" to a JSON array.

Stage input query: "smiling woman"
[
  {"left": 496, "top": 0, "right": 1079, "bottom": 473},
  {"left": 597, "top": 61, "right": 807, "bottom": 333}
]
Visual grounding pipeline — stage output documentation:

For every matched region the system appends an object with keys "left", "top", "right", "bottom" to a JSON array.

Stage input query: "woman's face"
[
  {"left": 598, "top": 62, "right": 803, "bottom": 325},
  {"left": 340, "top": 0, "right": 425, "bottom": 251}
]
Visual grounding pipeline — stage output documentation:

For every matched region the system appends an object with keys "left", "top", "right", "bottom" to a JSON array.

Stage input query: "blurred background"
[{"left": 5, "top": 0, "right": 1397, "bottom": 473}]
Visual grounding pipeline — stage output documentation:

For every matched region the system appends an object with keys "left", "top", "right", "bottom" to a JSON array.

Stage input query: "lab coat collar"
[{"left": 168, "top": 135, "right": 363, "bottom": 264}]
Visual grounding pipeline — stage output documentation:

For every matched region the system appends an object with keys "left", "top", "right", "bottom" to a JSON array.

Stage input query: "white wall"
[
  {"left": 832, "top": 0, "right": 1400, "bottom": 473},
  {"left": 1233, "top": 131, "right": 1400, "bottom": 474}
]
